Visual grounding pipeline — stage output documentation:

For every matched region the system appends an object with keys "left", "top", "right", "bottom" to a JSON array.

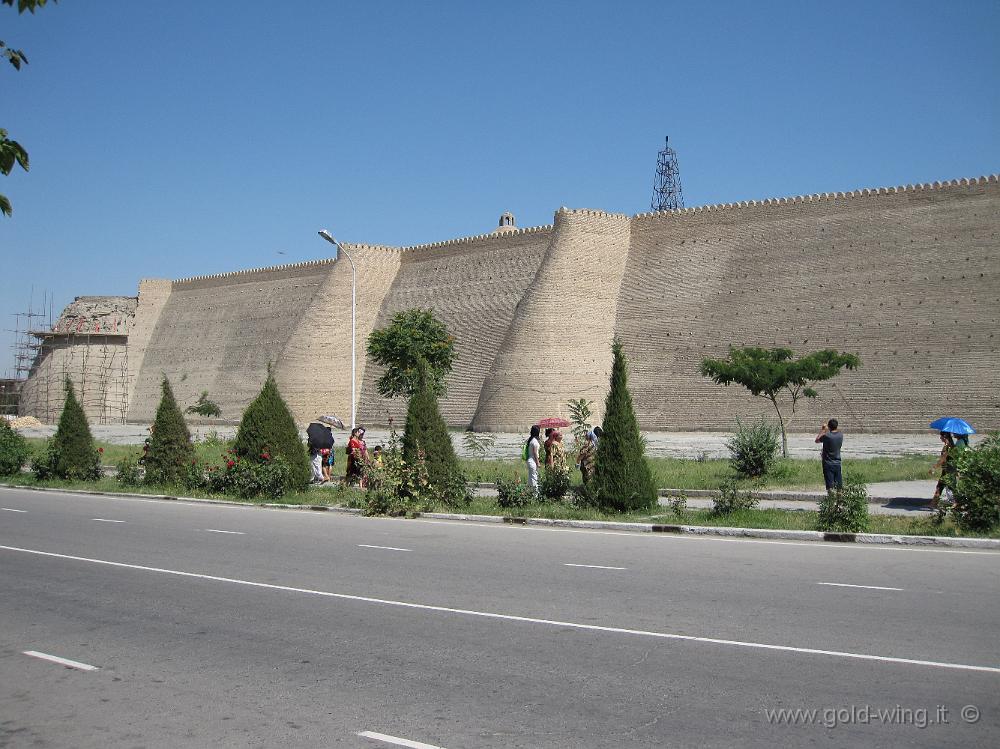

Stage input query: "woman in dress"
[
  {"left": 929, "top": 431, "right": 956, "bottom": 507},
  {"left": 346, "top": 427, "right": 369, "bottom": 487},
  {"left": 525, "top": 425, "right": 541, "bottom": 493}
]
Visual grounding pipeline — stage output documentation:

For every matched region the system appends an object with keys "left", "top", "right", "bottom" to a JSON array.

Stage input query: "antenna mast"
[{"left": 651, "top": 136, "right": 684, "bottom": 211}]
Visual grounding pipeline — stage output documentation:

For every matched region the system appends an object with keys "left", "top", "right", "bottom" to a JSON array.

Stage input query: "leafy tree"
[
  {"left": 567, "top": 398, "right": 594, "bottom": 445},
  {"left": 34, "top": 378, "right": 100, "bottom": 480},
  {"left": 185, "top": 391, "right": 221, "bottom": 418},
  {"left": 950, "top": 433, "right": 1000, "bottom": 533},
  {"left": 401, "top": 358, "right": 462, "bottom": 495},
  {"left": 594, "top": 340, "right": 658, "bottom": 513},
  {"left": 1, "top": 0, "right": 53, "bottom": 217},
  {"left": 144, "top": 377, "right": 195, "bottom": 485},
  {"left": 367, "top": 308, "right": 455, "bottom": 398},
  {"left": 700, "top": 347, "right": 861, "bottom": 458},
  {"left": 233, "top": 374, "right": 310, "bottom": 490}
]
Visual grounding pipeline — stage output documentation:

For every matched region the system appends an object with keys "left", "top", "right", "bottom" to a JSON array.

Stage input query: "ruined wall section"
[
  {"left": 21, "top": 296, "right": 137, "bottom": 423},
  {"left": 358, "top": 226, "right": 553, "bottom": 427},
  {"left": 274, "top": 244, "right": 401, "bottom": 426},
  {"left": 618, "top": 176, "right": 1000, "bottom": 432},
  {"left": 472, "top": 210, "right": 631, "bottom": 432},
  {"left": 128, "top": 261, "right": 332, "bottom": 423}
]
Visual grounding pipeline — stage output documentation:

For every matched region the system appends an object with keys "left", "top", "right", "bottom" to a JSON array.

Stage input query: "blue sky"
[{"left": 2, "top": 0, "right": 998, "bottom": 376}]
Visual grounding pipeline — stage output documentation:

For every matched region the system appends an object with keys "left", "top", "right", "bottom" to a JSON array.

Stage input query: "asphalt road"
[{"left": 1, "top": 487, "right": 998, "bottom": 748}]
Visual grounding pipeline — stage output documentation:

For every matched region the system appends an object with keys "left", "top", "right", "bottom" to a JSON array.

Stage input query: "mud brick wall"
[
  {"left": 127, "top": 262, "right": 333, "bottom": 423},
  {"left": 617, "top": 177, "right": 1000, "bottom": 432},
  {"left": 358, "top": 226, "right": 553, "bottom": 428}
]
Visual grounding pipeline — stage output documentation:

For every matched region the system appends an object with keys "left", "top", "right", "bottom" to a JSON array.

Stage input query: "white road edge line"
[
  {"left": 1, "top": 507, "right": 27, "bottom": 512},
  {"left": 2, "top": 544, "right": 997, "bottom": 675},
  {"left": 357, "top": 731, "right": 447, "bottom": 749},
  {"left": 564, "top": 563, "right": 628, "bottom": 570},
  {"left": 203, "top": 529, "right": 245, "bottom": 535},
  {"left": 92, "top": 518, "right": 126, "bottom": 523},
  {"left": 358, "top": 544, "right": 411, "bottom": 552},
  {"left": 818, "top": 582, "right": 904, "bottom": 592},
  {"left": 23, "top": 650, "right": 99, "bottom": 671}
]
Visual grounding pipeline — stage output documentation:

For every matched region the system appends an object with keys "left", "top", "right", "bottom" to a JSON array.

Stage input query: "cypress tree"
[
  {"left": 401, "top": 359, "right": 460, "bottom": 490},
  {"left": 52, "top": 378, "right": 101, "bottom": 480},
  {"left": 144, "top": 376, "right": 195, "bottom": 486},
  {"left": 233, "top": 374, "right": 310, "bottom": 489},
  {"left": 594, "top": 340, "right": 657, "bottom": 512}
]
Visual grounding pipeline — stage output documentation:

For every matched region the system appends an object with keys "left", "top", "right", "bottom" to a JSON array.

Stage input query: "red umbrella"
[{"left": 536, "top": 417, "right": 571, "bottom": 428}]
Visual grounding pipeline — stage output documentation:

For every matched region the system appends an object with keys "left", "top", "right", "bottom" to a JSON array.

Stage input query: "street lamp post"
[{"left": 318, "top": 229, "right": 356, "bottom": 429}]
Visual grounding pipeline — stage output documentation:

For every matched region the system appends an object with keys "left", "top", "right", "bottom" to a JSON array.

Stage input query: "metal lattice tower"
[{"left": 651, "top": 136, "right": 684, "bottom": 211}]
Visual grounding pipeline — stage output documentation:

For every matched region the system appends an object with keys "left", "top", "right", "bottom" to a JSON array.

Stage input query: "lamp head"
[{"left": 318, "top": 229, "right": 338, "bottom": 246}]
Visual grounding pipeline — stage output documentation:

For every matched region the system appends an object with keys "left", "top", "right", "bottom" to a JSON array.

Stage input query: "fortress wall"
[
  {"left": 128, "top": 261, "right": 333, "bottom": 423},
  {"left": 274, "top": 244, "right": 401, "bottom": 426},
  {"left": 358, "top": 226, "right": 553, "bottom": 428},
  {"left": 618, "top": 177, "right": 1000, "bottom": 432},
  {"left": 472, "top": 210, "right": 632, "bottom": 432},
  {"left": 125, "top": 279, "right": 172, "bottom": 415}
]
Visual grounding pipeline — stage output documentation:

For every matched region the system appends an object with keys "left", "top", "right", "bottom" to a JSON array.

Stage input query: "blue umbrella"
[{"left": 928, "top": 417, "right": 976, "bottom": 435}]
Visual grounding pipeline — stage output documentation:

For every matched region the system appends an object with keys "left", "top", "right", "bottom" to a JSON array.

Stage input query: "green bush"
[
  {"left": 0, "top": 420, "right": 30, "bottom": 476},
  {"left": 725, "top": 416, "right": 779, "bottom": 478},
  {"left": 540, "top": 467, "right": 571, "bottom": 501},
  {"left": 496, "top": 474, "right": 536, "bottom": 509},
  {"left": 594, "top": 340, "right": 658, "bottom": 512},
  {"left": 233, "top": 374, "right": 310, "bottom": 491},
  {"left": 711, "top": 479, "right": 759, "bottom": 516},
  {"left": 205, "top": 454, "right": 293, "bottom": 500},
  {"left": 817, "top": 477, "right": 870, "bottom": 533},
  {"left": 34, "top": 379, "right": 101, "bottom": 481},
  {"left": 115, "top": 456, "right": 142, "bottom": 486},
  {"left": 144, "top": 377, "right": 195, "bottom": 486},
  {"left": 950, "top": 433, "right": 1000, "bottom": 532},
  {"left": 362, "top": 431, "right": 434, "bottom": 516}
]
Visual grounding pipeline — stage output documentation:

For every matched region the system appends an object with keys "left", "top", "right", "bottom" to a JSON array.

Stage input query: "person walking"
[
  {"left": 577, "top": 429, "right": 598, "bottom": 484},
  {"left": 815, "top": 418, "right": 843, "bottom": 494},
  {"left": 929, "top": 431, "right": 957, "bottom": 507},
  {"left": 525, "top": 425, "right": 541, "bottom": 493},
  {"left": 346, "top": 427, "right": 368, "bottom": 487},
  {"left": 306, "top": 419, "right": 334, "bottom": 484}
]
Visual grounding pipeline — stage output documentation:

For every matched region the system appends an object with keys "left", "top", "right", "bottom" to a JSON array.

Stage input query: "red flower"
[
  {"left": 261, "top": 452, "right": 270, "bottom": 460},
  {"left": 98, "top": 447, "right": 104, "bottom": 453},
  {"left": 226, "top": 460, "right": 235, "bottom": 468}
]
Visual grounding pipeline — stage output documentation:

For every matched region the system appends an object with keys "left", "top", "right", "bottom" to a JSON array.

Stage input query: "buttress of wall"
[
  {"left": 357, "top": 227, "right": 553, "bottom": 427},
  {"left": 274, "top": 244, "right": 401, "bottom": 426},
  {"left": 128, "top": 262, "right": 332, "bottom": 422},
  {"left": 472, "top": 210, "right": 631, "bottom": 432},
  {"left": 125, "top": 279, "right": 172, "bottom": 416},
  {"left": 618, "top": 177, "right": 1000, "bottom": 432}
]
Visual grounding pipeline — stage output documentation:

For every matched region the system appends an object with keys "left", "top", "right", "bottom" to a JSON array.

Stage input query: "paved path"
[
  {"left": 1, "top": 486, "right": 997, "bottom": 747},
  {"left": 14, "top": 424, "right": 980, "bottom": 460}
]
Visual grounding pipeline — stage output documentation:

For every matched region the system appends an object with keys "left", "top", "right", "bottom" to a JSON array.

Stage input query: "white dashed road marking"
[
  {"left": 817, "top": 582, "right": 904, "bottom": 591},
  {"left": 92, "top": 518, "right": 126, "bottom": 523},
  {"left": 358, "top": 544, "right": 411, "bottom": 552},
  {"left": 203, "top": 529, "right": 245, "bottom": 535},
  {"left": 564, "top": 563, "right": 627, "bottom": 570},
  {"left": 23, "top": 651, "right": 99, "bottom": 671},
  {"left": 357, "top": 731, "right": 447, "bottom": 749},
  {"left": 1, "top": 507, "right": 27, "bottom": 512}
]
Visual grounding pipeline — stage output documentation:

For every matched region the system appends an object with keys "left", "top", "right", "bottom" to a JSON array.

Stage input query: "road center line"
[
  {"left": 2, "top": 544, "right": 997, "bottom": 675},
  {"left": 358, "top": 731, "right": 447, "bottom": 749},
  {"left": 203, "top": 529, "right": 245, "bottom": 535},
  {"left": 358, "top": 544, "right": 411, "bottom": 552},
  {"left": 23, "top": 650, "right": 99, "bottom": 671},
  {"left": 1, "top": 507, "right": 27, "bottom": 512},
  {"left": 564, "top": 563, "right": 627, "bottom": 570},
  {"left": 92, "top": 518, "right": 126, "bottom": 523},
  {"left": 818, "top": 582, "right": 904, "bottom": 591}
]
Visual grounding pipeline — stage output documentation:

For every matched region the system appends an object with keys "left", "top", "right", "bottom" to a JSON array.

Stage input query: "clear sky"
[{"left": 2, "top": 0, "right": 998, "bottom": 376}]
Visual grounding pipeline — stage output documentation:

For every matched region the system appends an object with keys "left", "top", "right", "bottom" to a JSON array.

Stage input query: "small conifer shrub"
[
  {"left": 34, "top": 379, "right": 101, "bottom": 480},
  {"left": 594, "top": 340, "right": 658, "bottom": 512},
  {"left": 233, "top": 374, "right": 310, "bottom": 490},
  {"left": 400, "top": 360, "right": 466, "bottom": 504},
  {"left": 144, "top": 376, "right": 195, "bottom": 486}
]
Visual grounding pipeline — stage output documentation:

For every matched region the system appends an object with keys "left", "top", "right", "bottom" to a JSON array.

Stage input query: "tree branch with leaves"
[{"left": 700, "top": 347, "right": 861, "bottom": 457}]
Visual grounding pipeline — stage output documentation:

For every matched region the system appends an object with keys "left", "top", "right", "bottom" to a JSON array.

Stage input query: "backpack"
[{"left": 521, "top": 441, "right": 529, "bottom": 461}]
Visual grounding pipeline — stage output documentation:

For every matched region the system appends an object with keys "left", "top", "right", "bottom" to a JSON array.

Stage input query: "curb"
[{"left": 2, "top": 483, "right": 997, "bottom": 550}]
